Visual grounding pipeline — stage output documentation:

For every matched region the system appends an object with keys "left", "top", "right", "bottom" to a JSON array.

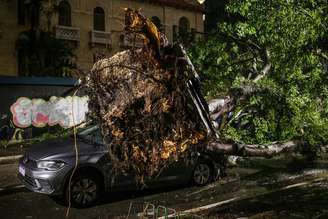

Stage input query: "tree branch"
[
  {"left": 207, "top": 140, "right": 303, "bottom": 158},
  {"left": 316, "top": 49, "right": 328, "bottom": 61},
  {"left": 253, "top": 49, "right": 271, "bottom": 82}
]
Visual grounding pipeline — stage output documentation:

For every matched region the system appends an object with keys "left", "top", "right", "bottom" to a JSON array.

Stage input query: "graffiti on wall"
[{"left": 10, "top": 96, "right": 89, "bottom": 128}]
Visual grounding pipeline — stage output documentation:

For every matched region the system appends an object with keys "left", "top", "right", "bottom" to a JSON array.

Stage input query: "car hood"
[{"left": 26, "top": 137, "right": 107, "bottom": 161}]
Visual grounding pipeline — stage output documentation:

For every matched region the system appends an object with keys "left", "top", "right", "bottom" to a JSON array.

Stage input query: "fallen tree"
[
  {"left": 207, "top": 140, "right": 303, "bottom": 158},
  {"left": 189, "top": 0, "right": 328, "bottom": 160},
  {"left": 84, "top": 6, "right": 327, "bottom": 182}
]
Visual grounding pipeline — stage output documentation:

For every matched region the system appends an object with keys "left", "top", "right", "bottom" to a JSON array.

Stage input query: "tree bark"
[
  {"left": 207, "top": 140, "right": 303, "bottom": 157},
  {"left": 253, "top": 49, "right": 271, "bottom": 82}
]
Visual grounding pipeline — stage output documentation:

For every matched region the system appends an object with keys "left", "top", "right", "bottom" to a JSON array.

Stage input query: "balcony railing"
[
  {"left": 120, "top": 34, "right": 144, "bottom": 48},
  {"left": 55, "top": 25, "right": 80, "bottom": 41},
  {"left": 90, "top": 30, "right": 112, "bottom": 47}
]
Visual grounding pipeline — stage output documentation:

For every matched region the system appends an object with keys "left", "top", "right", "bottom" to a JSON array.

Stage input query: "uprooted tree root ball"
[{"left": 85, "top": 47, "right": 208, "bottom": 183}]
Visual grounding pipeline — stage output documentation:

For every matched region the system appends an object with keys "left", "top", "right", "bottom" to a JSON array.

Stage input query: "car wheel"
[
  {"left": 66, "top": 173, "right": 102, "bottom": 208},
  {"left": 192, "top": 162, "right": 212, "bottom": 186}
]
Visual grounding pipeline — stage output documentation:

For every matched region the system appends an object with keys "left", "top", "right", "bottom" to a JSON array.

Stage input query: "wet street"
[{"left": 1, "top": 156, "right": 328, "bottom": 219}]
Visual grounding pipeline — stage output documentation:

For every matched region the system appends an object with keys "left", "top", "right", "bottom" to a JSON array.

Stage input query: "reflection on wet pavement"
[{"left": 203, "top": 156, "right": 328, "bottom": 219}]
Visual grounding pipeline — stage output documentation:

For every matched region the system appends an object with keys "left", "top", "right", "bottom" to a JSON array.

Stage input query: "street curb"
[
  {"left": 0, "top": 155, "right": 22, "bottom": 165},
  {"left": 0, "top": 185, "right": 26, "bottom": 197}
]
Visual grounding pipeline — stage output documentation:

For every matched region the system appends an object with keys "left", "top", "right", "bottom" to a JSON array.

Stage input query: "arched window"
[
  {"left": 94, "top": 7, "right": 105, "bottom": 31},
  {"left": 58, "top": 0, "right": 71, "bottom": 26},
  {"left": 151, "top": 16, "right": 161, "bottom": 30},
  {"left": 179, "top": 17, "right": 190, "bottom": 36}
]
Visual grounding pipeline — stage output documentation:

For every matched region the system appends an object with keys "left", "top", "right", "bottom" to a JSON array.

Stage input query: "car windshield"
[{"left": 77, "top": 125, "right": 104, "bottom": 145}]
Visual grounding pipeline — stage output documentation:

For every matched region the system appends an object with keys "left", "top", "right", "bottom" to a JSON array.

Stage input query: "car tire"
[
  {"left": 65, "top": 172, "right": 102, "bottom": 208},
  {"left": 192, "top": 162, "right": 212, "bottom": 186}
]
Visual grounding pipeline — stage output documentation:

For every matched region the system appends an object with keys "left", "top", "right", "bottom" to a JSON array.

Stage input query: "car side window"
[
  {"left": 78, "top": 126, "right": 104, "bottom": 145},
  {"left": 93, "top": 130, "right": 104, "bottom": 145}
]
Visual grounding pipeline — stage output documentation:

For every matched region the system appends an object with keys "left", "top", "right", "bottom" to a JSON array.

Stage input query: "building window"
[
  {"left": 94, "top": 7, "right": 105, "bottom": 31},
  {"left": 151, "top": 16, "right": 161, "bottom": 30},
  {"left": 58, "top": 0, "right": 71, "bottom": 26},
  {"left": 17, "top": 0, "right": 26, "bottom": 25},
  {"left": 179, "top": 17, "right": 190, "bottom": 36}
]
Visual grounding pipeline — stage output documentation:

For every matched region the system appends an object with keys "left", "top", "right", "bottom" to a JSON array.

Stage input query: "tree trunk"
[{"left": 207, "top": 140, "right": 303, "bottom": 157}]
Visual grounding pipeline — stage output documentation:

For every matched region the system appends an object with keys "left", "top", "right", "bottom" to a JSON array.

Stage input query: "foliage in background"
[
  {"left": 15, "top": 0, "right": 76, "bottom": 77},
  {"left": 190, "top": 0, "right": 328, "bottom": 147},
  {"left": 0, "top": 126, "right": 72, "bottom": 148},
  {"left": 16, "top": 30, "right": 76, "bottom": 77}
]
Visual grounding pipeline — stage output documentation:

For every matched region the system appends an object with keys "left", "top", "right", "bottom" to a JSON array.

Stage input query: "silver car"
[{"left": 18, "top": 126, "right": 226, "bottom": 208}]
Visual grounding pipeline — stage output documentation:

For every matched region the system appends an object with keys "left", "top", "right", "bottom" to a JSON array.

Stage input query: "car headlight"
[{"left": 37, "top": 161, "right": 65, "bottom": 171}]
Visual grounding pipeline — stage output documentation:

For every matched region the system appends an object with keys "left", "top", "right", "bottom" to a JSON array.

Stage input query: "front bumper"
[
  {"left": 18, "top": 157, "right": 69, "bottom": 195},
  {"left": 18, "top": 172, "right": 55, "bottom": 194}
]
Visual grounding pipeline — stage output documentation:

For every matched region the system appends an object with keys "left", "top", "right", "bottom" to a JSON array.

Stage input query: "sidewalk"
[
  {"left": 0, "top": 144, "right": 26, "bottom": 165},
  {"left": 0, "top": 144, "right": 27, "bottom": 195}
]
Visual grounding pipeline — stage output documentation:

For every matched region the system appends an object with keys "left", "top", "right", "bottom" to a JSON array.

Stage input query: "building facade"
[{"left": 0, "top": 0, "right": 204, "bottom": 77}]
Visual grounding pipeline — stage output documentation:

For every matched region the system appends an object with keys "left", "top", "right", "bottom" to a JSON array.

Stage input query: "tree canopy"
[
  {"left": 14, "top": 0, "right": 76, "bottom": 77},
  {"left": 190, "top": 0, "right": 328, "bottom": 150}
]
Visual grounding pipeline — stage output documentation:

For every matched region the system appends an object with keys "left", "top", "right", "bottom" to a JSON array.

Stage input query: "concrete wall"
[
  {"left": 0, "top": 77, "right": 78, "bottom": 140},
  {"left": 0, "top": 80, "right": 76, "bottom": 115}
]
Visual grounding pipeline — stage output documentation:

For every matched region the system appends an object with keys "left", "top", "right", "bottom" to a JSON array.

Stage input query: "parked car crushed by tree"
[
  {"left": 19, "top": 8, "right": 227, "bottom": 208},
  {"left": 18, "top": 125, "right": 225, "bottom": 208}
]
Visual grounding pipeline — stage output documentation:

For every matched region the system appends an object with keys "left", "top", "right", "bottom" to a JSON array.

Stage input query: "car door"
[
  {"left": 146, "top": 158, "right": 195, "bottom": 188},
  {"left": 90, "top": 130, "right": 137, "bottom": 191}
]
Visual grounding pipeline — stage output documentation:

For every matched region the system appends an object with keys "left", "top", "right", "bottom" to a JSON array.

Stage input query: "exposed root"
[{"left": 85, "top": 47, "right": 207, "bottom": 183}]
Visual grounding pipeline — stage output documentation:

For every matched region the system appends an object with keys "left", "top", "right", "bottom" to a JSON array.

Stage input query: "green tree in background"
[
  {"left": 15, "top": 0, "right": 76, "bottom": 77},
  {"left": 191, "top": 0, "right": 328, "bottom": 152}
]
